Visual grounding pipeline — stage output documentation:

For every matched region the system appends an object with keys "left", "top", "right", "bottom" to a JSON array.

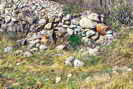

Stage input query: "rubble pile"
[{"left": 0, "top": 0, "right": 115, "bottom": 56}]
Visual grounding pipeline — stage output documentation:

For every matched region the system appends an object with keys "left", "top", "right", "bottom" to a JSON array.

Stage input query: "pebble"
[
  {"left": 73, "top": 59, "right": 84, "bottom": 67},
  {"left": 67, "top": 28, "right": 73, "bottom": 35},
  {"left": 65, "top": 56, "right": 75, "bottom": 66},
  {"left": 56, "top": 45, "right": 65, "bottom": 50},
  {"left": 39, "top": 45, "right": 48, "bottom": 50},
  {"left": 87, "top": 47, "right": 99, "bottom": 56},
  {"left": 55, "top": 76, "right": 61, "bottom": 83},
  {"left": 23, "top": 51, "right": 33, "bottom": 57},
  {"left": 45, "top": 23, "right": 53, "bottom": 30},
  {"left": 38, "top": 19, "right": 47, "bottom": 25}
]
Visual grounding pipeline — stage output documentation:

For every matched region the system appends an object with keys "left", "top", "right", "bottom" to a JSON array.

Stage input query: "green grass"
[{"left": 0, "top": 27, "right": 133, "bottom": 89}]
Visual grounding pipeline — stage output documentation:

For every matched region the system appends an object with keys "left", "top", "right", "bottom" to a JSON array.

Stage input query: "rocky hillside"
[{"left": 0, "top": 0, "right": 133, "bottom": 89}]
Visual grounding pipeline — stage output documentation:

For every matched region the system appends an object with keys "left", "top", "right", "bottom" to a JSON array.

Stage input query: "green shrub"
[{"left": 68, "top": 35, "right": 81, "bottom": 49}]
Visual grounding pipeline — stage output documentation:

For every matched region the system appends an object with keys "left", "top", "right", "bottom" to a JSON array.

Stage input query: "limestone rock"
[
  {"left": 73, "top": 59, "right": 84, "bottom": 67},
  {"left": 39, "top": 45, "right": 48, "bottom": 50},
  {"left": 45, "top": 23, "right": 53, "bottom": 30},
  {"left": 80, "top": 17, "right": 97, "bottom": 28},
  {"left": 23, "top": 51, "right": 33, "bottom": 57}
]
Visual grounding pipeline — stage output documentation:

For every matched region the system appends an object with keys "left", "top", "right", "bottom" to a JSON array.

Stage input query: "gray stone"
[
  {"left": 87, "top": 46, "right": 99, "bottom": 56},
  {"left": 45, "top": 23, "right": 52, "bottom": 30},
  {"left": 63, "top": 14, "right": 71, "bottom": 21},
  {"left": 5, "top": 16, "right": 11, "bottom": 23},
  {"left": 55, "top": 45, "right": 65, "bottom": 50},
  {"left": 38, "top": 19, "right": 47, "bottom": 25},
  {"left": 73, "top": 59, "right": 84, "bottom": 67},
  {"left": 39, "top": 45, "right": 48, "bottom": 50},
  {"left": 86, "top": 30, "right": 96, "bottom": 37},
  {"left": 54, "top": 17, "right": 61, "bottom": 22},
  {"left": 71, "top": 18, "right": 80, "bottom": 25},
  {"left": 80, "top": 17, "right": 97, "bottom": 28},
  {"left": 30, "top": 48, "right": 38, "bottom": 53},
  {"left": 23, "top": 51, "right": 33, "bottom": 57},
  {"left": 64, "top": 20, "right": 71, "bottom": 25},
  {"left": 36, "top": 43, "right": 41, "bottom": 48},
  {"left": 67, "top": 28, "right": 73, "bottom": 35},
  {"left": 65, "top": 56, "right": 75, "bottom": 66},
  {"left": 69, "top": 24, "right": 77, "bottom": 29}
]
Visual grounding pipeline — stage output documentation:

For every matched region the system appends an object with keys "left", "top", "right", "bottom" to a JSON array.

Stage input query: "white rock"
[
  {"left": 45, "top": 23, "right": 52, "bottom": 30},
  {"left": 5, "top": 16, "right": 11, "bottom": 23},
  {"left": 63, "top": 14, "right": 71, "bottom": 21},
  {"left": 56, "top": 45, "right": 65, "bottom": 50},
  {"left": 67, "top": 28, "right": 73, "bottom": 35},
  {"left": 86, "top": 30, "right": 96, "bottom": 37},
  {"left": 67, "top": 73, "right": 72, "bottom": 78},
  {"left": 39, "top": 45, "right": 48, "bottom": 50},
  {"left": 71, "top": 18, "right": 79, "bottom": 25},
  {"left": 80, "top": 17, "right": 97, "bottom": 28},
  {"left": 55, "top": 76, "right": 61, "bottom": 83},
  {"left": 73, "top": 59, "right": 84, "bottom": 67},
  {"left": 38, "top": 19, "right": 47, "bottom": 25},
  {"left": 65, "top": 56, "right": 75, "bottom": 66},
  {"left": 30, "top": 48, "right": 38, "bottom": 53},
  {"left": 87, "top": 47, "right": 99, "bottom": 56},
  {"left": 87, "top": 12, "right": 99, "bottom": 21},
  {"left": 23, "top": 51, "right": 33, "bottom": 57}
]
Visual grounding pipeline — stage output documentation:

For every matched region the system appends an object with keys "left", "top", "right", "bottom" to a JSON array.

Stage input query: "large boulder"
[{"left": 79, "top": 17, "right": 97, "bottom": 28}]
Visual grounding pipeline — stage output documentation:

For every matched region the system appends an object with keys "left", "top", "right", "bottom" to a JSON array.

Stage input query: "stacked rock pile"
[{"left": 1, "top": 0, "right": 115, "bottom": 56}]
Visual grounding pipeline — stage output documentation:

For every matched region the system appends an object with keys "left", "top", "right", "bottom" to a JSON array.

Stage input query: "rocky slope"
[{"left": 0, "top": 0, "right": 133, "bottom": 89}]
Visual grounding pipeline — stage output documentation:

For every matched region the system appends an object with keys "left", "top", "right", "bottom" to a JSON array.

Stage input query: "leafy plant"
[{"left": 68, "top": 35, "right": 81, "bottom": 49}]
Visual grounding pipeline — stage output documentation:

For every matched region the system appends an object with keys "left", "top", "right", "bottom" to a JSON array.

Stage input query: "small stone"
[
  {"left": 67, "top": 28, "right": 73, "bottom": 35},
  {"left": 30, "top": 48, "right": 38, "bottom": 53},
  {"left": 87, "top": 47, "right": 99, "bottom": 56},
  {"left": 73, "top": 59, "right": 84, "bottom": 67},
  {"left": 36, "top": 43, "right": 41, "bottom": 48},
  {"left": 65, "top": 56, "right": 75, "bottom": 66},
  {"left": 39, "top": 45, "right": 48, "bottom": 50},
  {"left": 5, "top": 16, "right": 11, "bottom": 23},
  {"left": 56, "top": 45, "right": 65, "bottom": 50},
  {"left": 67, "top": 73, "right": 72, "bottom": 78},
  {"left": 54, "top": 17, "right": 61, "bottom": 23},
  {"left": 45, "top": 23, "right": 52, "bottom": 30},
  {"left": 38, "top": 19, "right": 47, "bottom": 25},
  {"left": 63, "top": 14, "right": 71, "bottom": 21},
  {"left": 71, "top": 18, "right": 80, "bottom": 25},
  {"left": 69, "top": 25, "right": 77, "bottom": 29},
  {"left": 64, "top": 20, "right": 71, "bottom": 25},
  {"left": 55, "top": 76, "right": 61, "bottom": 83},
  {"left": 86, "top": 30, "right": 96, "bottom": 37},
  {"left": 4, "top": 47, "right": 13, "bottom": 53},
  {"left": 49, "top": 17, "right": 55, "bottom": 22},
  {"left": 23, "top": 51, "right": 33, "bottom": 57}
]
